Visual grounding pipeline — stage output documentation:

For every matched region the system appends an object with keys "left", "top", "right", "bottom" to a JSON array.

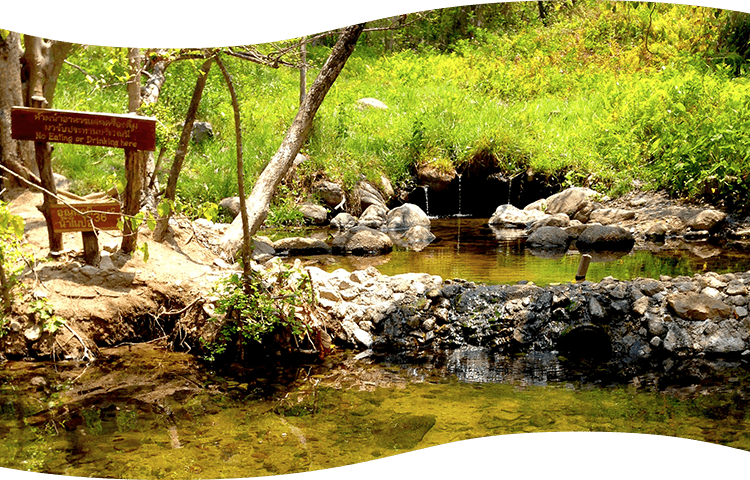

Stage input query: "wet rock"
[
  {"left": 314, "top": 180, "right": 345, "bottom": 209},
  {"left": 358, "top": 204, "right": 388, "bottom": 229},
  {"left": 354, "top": 181, "right": 387, "bottom": 212},
  {"left": 489, "top": 204, "right": 546, "bottom": 228},
  {"left": 273, "top": 237, "right": 331, "bottom": 256},
  {"left": 331, "top": 212, "right": 358, "bottom": 230},
  {"left": 526, "top": 226, "right": 573, "bottom": 251},
  {"left": 645, "top": 222, "right": 668, "bottom": 240},
  {"left": 384, "top": 203, "right": 430, "bottom": 231},
  {"left": 663, "top": 324, "right": 692, "bottom": 352},
  {"left": 667, "top": 292, "right": 732, "bottom": 321},
  {"left": 332, "top": 226, "right": 393, "bottom": 255},
  {"left": 299, "top": 203, "right": 328, "bottom": 225},
  {"left": 575, "top": 225, "right": 635, "bottom": 252}
]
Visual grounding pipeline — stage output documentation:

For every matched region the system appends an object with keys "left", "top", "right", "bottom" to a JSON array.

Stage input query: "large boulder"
[
  {"left": 526, "top": 213, "right": 570, "bottom": 235},
  {"left": 526, "top": 226, "right": 573, "bottom": 251},
  {"left": 273, "top": 237, "right": 331, "bottom": 256},
  {"left": 687, "top": 209, "right": 726, "bottom": 232},
  {"left": 354, "top": 181, "right": 387, "bottom": 212},
  {"left": 314, "top": 180, "right": 345, "bottom": 209},
  {"left": 332, "top": 226, "right": 393, "bottom": 255},
  {"left": 218, "top": 196, "right": 240, "bottom": 217},
  {"left": 575, "top": 225, "right": 635, "bottom": 252},
  {"left": 358, "top": 204, "right": 388, "bottom": 229},
  {"left": 546, "top": 187, "right": 599, "bottom": 223},
  {"left": 384, "top": 203, "right": 431, "bottom": 231},
  {"left": 667, "top": 292, "right": 732, "bottom": 321},
  {"left": 489, "top": 204, "right": 546, "bottom": 228},
  {"left": 191, "top": 121, "right": 214, "bottom": 143}
]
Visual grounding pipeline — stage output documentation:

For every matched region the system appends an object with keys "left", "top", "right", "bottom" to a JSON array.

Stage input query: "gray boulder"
[
  {"left": 218, "top": 196, "right": 240, "bottom": 217},
  {"left": 589, "top": 208, "right": 636, "bottom": 225},
  {"left": 332, "top": 226, "right": 393, "bottom": 255},
  {"left": 575, "top": 225, "right": 635, "bottom": 252},
  {"left": 191, "top": 121, "right": 213, "bottom": 143},
  {"left": 526, "top": 226, "right": 573, "bottom": 251},
  {"left": 526, "top": 213, "right": 570, "bottom": 235},
  {"left": 667, "top": 292, "right": 732, "bottom": 321},
  {"left": 331, "top": 212, "right": 358, "bottom": 230},
  {"left": 358, "top": 204, "right": 388, "bottom": 229},
  {"left": 388, "top": 225, "right": 436, "bottom": 252},
  {"left": 355, "top": 181, "right": 387, "bottom": 212},
  {"left": 384, "top": 203, "right": 431, "bottom": 231},
  {"left": 416, "top": 165, "right": 456, "bottom": 192},
  {"left": 489, "top": 204, "right": 546, "bottom": 228},
  {"left": 299, "top": 203, "right": 328, "bottom": 225},
  {"left": 546, "top": 187, "right": 598, "bottom": 223},
  {"left": 687, "top": 209, "right": 726, "bottom": 232}
]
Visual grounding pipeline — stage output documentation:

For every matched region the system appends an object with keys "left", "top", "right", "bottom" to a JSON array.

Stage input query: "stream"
[{"left": 3, "top": 218, "right": 750, "bottom": 478}]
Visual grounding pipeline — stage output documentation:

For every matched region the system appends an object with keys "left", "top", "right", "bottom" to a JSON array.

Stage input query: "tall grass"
[{"left": 51, "top": 2, "right": 750, "bottom": 223}]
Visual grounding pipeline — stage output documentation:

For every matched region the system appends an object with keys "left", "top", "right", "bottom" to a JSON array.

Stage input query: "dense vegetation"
[{"left": 51, "top": 1, "right": 750, "bottom": 224}]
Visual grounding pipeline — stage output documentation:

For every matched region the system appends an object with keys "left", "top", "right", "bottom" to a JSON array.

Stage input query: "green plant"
[
  {"left": 1, "top": 201, "right": 27, "bottom": 332},
  {"left": 29, "top": 297, "right": 66, "bottom": 334},
  {"left": 211, "top": 261, "right": 314, "bottom": 358}
]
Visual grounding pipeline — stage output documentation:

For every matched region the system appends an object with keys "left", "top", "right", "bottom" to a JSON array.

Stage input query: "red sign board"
[
  {"left": 49, "top": 203, "right": 121, "bottom": 233},
  {"left": 11, "top": 107, "right": 156, "bottom": 151}
]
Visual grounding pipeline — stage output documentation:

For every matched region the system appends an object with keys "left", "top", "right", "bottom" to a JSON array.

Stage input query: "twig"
[{"left": 64, "top": 322, "right": 95, "bottom": 362}]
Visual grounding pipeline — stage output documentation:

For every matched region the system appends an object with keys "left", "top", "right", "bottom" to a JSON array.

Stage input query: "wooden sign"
[
  {"left": 49, "top": 203, "right": 121, "bottom": 233},
  {"left": 11, "top": 107, "right": 156, "bottom": 151}
]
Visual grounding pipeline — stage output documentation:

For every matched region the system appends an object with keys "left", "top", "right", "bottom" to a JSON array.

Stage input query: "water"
[
  {"left": 2, "top": 344, "right": 750, "bottom": 479},
  {"left": 289, "top": 218, "right": 750, "bottom": 285}
]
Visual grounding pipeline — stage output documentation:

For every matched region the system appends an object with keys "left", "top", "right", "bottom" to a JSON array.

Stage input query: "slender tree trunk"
[
  {"left": 154, "top": 57, "right": 213, "bottom": 242},
  {"left": 214, "top": 54, "right": 252, "bottom": 276},
  {"left": 219, "top": 23, "right": 365, "bottom": 261},
  {"left": 121, "top": 48, "right": 144, "bottom": 254},
  {"left": 299, "top": 37, "right": 307, "bottom": 105}
]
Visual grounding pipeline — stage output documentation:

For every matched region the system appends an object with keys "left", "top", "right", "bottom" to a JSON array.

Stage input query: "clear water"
[
  {"left": 1, "top": 345, "right": 750, "bottom": 479},
  {"left": 280, "top": 218, "right": 750, "bottom": 285}
]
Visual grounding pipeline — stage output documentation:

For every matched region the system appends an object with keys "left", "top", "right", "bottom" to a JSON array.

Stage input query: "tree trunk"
[
  {"left": 121, "top": 48, "right": 144, "bottom": 254},
  {"left": 299, "top": 38, "right": 307, "bottom": 105},
  {"left": 219, "top": 23, "right": 365, "bottom": 261},
  {"left": 154, "top": 57, "right": 213, "bottom": 242},
  {"left": 0, "top": 32, "right": 36, "bottom": 189}
]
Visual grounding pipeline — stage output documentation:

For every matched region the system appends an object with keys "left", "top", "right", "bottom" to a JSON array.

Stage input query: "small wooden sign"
[
  {"left": 11, "top": 107, "right": 156, "bottom": 151},
  {"left": 49, "top": 203, "right": 121, "bottom": 233}
]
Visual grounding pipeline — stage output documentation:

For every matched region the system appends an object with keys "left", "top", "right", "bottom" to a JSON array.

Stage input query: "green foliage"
[
  {"left": 211, "top": 261, "right": 314, "bottom": 359},
  {"left": 29, "top": 298, "right": 66, "bottom": 334},
  {"left": 1, "top": 201, "right": 28, "bottom": 332}
]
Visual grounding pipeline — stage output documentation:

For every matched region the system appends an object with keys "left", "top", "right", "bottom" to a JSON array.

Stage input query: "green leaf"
[
  {"left": 146, "top": 212, "right": 156, "bottom": 231},
  {"left": 157, "top": 200, "right": 172, "bottom": 218}
]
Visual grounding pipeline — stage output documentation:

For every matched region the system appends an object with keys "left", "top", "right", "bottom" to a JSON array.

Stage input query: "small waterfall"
[
  {"left": 457, "top": 174, "right": 463, "bottom": 216},
  {"left": 422, "top": 185, "right": 430, "bottom": 216},
  {"left": 507, "top": 174, "right": 513, "bottom": 205}
]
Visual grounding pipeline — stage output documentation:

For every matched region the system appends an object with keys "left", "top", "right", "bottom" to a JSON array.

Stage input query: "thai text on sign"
[
  {"left": 11, "top": 107, "right": 156, "bottom": 151},
  {"left": 49, "top": 203, "right": 121, "bottom": 233}
]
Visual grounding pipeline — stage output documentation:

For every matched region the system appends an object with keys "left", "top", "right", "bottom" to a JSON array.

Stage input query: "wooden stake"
[{"left": 575, "top": 254, "right": 592, "bottom": 282}]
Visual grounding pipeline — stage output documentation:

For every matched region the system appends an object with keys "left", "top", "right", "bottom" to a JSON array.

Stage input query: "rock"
[
  {"left": 358, "top": 204, "right": 388, "bottom": 229},
  {"left": 384, "top": 203, "right": 430, "bottom": 231},
  {"left": 589, "top": 208, "right": 636, "bottom": 225},
  {"left": 331, "top": 212, "right": 358, "bottom": 230},
  {"left": 24, "top": 324, "right": 42, "bottom": 342},
  {"left": 663, "top": 324, "right": 691, "bottom": 352},
  {"left": 416, "top": 165, "right": 456, "bottom": 192},
  {"left": 355, "top": 181, "right": 387, "bottom": 212},
  {"left": 526, "top": 213, "right": 570, "bottom": 235},
  {"left": 314, "top": 180, "right": 345, "bottom": 209},
  {"left": 272, "top": 237, "right": 331, "bottom": 255},
  {"left": 388, "top": 225, "right": 436, "bottom": 252},
  {"left": 98, "top": 253, "right": 116, "bottom": 271},
  {"left": 667, "top": 292, "right": 732, "bottom": 321},
  {"left": 523, "top": 198, "right": 547, "bottom": 212},
  {"left": 637, "top": 278, "right": 665, "bottom": 296},
  {"left": 699, "top": 320, "right": 746, "bottom": 353},
  {"left": 218, "top": 197, "right": 240, "bottom": 217},
  {"left": 526, "top": 226, "right": 573, "bottom": 251},
  {"left": 545, "top": 187, "right": 599, "bottom": 223},
  {"left": 352, "top": 328, "right": 374, "bottom": 348},
  {"left": 632, "top": 296, "right": 649, "bottom": 316},
  {"left": 356, "top": 97, "right": 388, "bottom": 110},
  {"left": 252, "top": 237, "right": 275, "bottom": 260},
  {"left": 563, "top": 220, "right": 588, "bottom": 237},
  {"left": 191, "top": 121, "right": 213, "bottom": 143},
  {"left": 299, "top": 203, "right": 328, "bottom": 225},
  {"left": 380, "top": 175, "right": 395, "bottom": 199},
  {"left": 575, "top": 225, "right": 635, "bottom": 252},
  {"left": 488, "top": 204, "right": 546, "bottom": 228},
  {"left": 332, "top": 226, "right": 393, "bottom": 255},
  {"left": 687, "top": 209, "right": 726, "bottom": 232},
  {"left": 53, "top": 173, "right": 72, "bottom": 191}
]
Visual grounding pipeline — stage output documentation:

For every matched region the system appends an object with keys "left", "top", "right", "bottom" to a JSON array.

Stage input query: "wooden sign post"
[{"left": 11, "top": 107, "right": 156, "bottom": 265}]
